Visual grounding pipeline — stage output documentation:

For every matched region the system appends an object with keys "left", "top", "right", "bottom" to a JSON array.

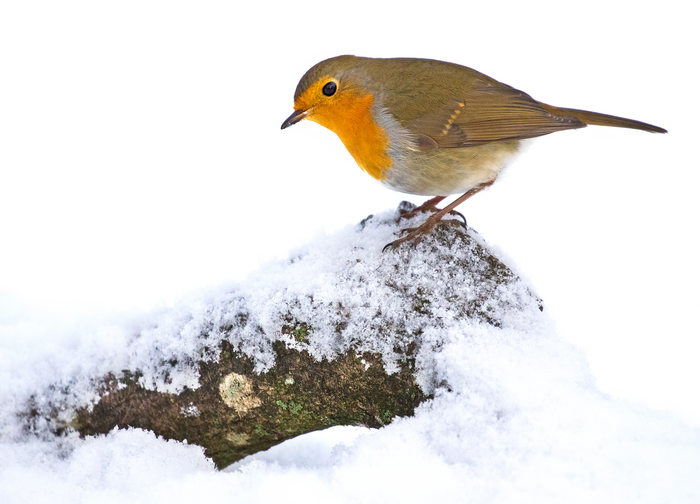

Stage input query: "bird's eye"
[{"left": 322, "top": 81, "right": 337, "bottom": 96}]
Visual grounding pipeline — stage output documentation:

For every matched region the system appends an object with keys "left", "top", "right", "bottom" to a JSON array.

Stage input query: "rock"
[{"left": 25, "top": 204, "right": 544, "bottom": 469}]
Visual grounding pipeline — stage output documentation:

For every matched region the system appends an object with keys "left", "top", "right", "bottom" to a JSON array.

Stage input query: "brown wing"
[{"left": 409, "top": 79, "right": 586, "bottom": 150}]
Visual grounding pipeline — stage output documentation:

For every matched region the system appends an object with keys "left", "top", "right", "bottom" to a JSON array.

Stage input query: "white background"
[{"left": 1, "top": 0, "right": 698, "bottom": 429}]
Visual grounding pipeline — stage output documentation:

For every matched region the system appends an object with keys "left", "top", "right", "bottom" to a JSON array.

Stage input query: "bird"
[{"left": 281, "top": 55, "right": 666, "bottom": 250}]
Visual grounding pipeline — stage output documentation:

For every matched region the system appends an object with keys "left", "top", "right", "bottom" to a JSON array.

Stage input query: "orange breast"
[{"left": 297, "top": 88, "right": 392, "bottom": 181}]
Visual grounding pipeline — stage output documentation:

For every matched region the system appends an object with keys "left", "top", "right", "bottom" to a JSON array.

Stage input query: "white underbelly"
[{"left": 381, "top": 139, "right": 526, "bottom": 196}]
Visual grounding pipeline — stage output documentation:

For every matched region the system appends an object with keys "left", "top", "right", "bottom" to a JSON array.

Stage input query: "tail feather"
[{"left": 540, "top": 104, "right": 667, "bottom": 134}]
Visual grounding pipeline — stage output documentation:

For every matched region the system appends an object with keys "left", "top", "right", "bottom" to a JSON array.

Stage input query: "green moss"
[
  {"left": 382, "top": 409, "right": 393, "bottom": 423},
  {"left": 276, "top": 400, "right": 287, "bottom": 410},
  {"left": 254, "top": 424, "right": 269, "bottom": 437},
  {"left": 288, "top": 401, "right": 303, "bottom": 415},
  {"left": 292, "top": 324, "right": 312, "bottom": 343}
]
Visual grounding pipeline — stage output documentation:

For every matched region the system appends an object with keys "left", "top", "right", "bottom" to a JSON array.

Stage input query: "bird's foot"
[
  {"left": 383, "top": 215, "right": 465, "bottom": 252},
  {"left": 396, "top": 198, "right": 466, "bottom": 228},
  {"left": 396, "top": 199, "right": 440, "bottom": 220},
  {"left": 396, "top": 196, "right": 467, "bottom": 227}
]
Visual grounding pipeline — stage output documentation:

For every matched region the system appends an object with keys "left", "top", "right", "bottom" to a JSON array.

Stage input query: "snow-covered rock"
[{"left": 1, "top": 206, "right": 698, "bottom": 503}]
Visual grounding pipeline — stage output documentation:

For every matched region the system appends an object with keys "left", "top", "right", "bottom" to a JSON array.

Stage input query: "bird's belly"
[{"left": 381, "top": 140, "right": 523, "bottom": 196}]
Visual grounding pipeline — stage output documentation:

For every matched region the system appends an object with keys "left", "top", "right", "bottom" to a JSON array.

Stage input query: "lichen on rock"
[{"left": 219, "top": 373, "right": 261, "bottom": 415}]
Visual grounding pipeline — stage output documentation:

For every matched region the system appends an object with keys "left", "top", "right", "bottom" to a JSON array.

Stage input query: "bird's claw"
[
  {"left": 452, "top": 211, "right": 467, "bottom": 228},
  {"left": 383, "top": 218, "right": 466, "bottom": 252}
]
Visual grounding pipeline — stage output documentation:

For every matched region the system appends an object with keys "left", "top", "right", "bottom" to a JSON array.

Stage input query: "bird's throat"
[{"left": 308, "top": 93, "right": 392, "bottom": 181}]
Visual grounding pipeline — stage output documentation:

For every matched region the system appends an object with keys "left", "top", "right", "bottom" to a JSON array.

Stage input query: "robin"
[{"left": 281, "top": 55, "right": 666, "bottom": 250}]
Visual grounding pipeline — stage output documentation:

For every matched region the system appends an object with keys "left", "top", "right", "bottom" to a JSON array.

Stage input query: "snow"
[{"left": 1, "top": 212, "right": 699, "bottom": 503}]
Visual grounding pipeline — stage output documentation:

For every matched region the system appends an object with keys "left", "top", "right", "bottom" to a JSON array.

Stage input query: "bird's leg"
[
  {"left": 384, "top": 180, "right": 495, "bottom": 251},
  {"left": 397, "top": 196, "right": 446, "bottom": 219},
  {"left": 397, "top": 195, "right": 466, "bottom": 227}
]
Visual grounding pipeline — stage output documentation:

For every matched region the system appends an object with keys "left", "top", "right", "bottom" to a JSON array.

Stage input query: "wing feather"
[{"left": 407, "top": 79, "right": 586, "bottom": 148}]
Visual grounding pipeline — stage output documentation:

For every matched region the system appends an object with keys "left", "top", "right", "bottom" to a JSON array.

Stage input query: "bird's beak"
[{"left": 281, "top": 109, "right": 309, "bottom": 130}]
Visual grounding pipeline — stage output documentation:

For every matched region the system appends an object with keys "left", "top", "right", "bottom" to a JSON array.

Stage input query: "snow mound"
[{"left": 1, "top": 207, "right": 698, "bottom": 503}]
